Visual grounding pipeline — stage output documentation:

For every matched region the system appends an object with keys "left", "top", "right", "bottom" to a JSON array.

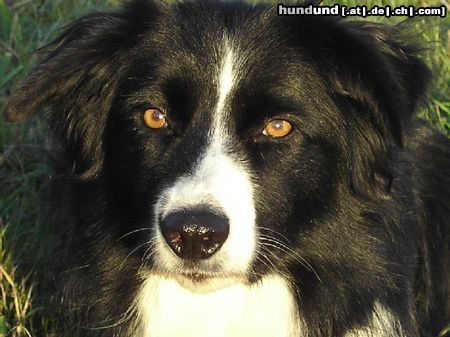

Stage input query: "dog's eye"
[
  {"left": 262, "top": 119, "right": 292, "bottom": 138},
  {"left": 143, "top": 108, "right": 167, "bottom": 129}
]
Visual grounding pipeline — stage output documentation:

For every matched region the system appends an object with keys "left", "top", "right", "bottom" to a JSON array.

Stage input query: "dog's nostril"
[
  {"left": 168, "top": 232, "right": 182, "bottom": 244},
  {"left": 160, "top": 211, "right": 229, "bottom": 260}
]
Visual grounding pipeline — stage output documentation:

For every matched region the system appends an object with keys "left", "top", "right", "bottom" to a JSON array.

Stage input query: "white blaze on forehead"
[
  {"left": 215, "top": 47, "right": 235, "bottom": 122},
  {"left": 153, "top": 41, "right": 256, "bottom": 274}
]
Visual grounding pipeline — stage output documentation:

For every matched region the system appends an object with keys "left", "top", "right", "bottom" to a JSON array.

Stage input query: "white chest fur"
[{"left": 135, "top": 274, "right": 300, "bottom": 337}]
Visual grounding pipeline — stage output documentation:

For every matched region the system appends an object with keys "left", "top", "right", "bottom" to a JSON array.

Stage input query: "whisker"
[
  {"left": 258, "top": 245, "right": 292, "bottom": 280},
  {"left": 258, "top": 234, "right": 322, "bottom": 283},
  {"left": 142, "top": 237, "right": 158, "bottom": 262},
  {"left": 139, "top": 238, "right": 160, "bottom": 272},
  {"left": 118, "top": 240, "right": 153, "bottom": 271},
  {"left": 258, "top": 226, "right": 291, "bottom": 243},
  {"left": 117, "top": 228, "right": 151, "bottom": 242},
  {"left": 82, "top": 301, "right": 137, "bottom": 331},
  {"left": 255, "top": 250, "right": 277, "bottom": 272}
]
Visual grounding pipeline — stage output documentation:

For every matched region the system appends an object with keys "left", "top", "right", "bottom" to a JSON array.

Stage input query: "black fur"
[{"left": 4, "top": 1, "right": 449, "bottom": 336}]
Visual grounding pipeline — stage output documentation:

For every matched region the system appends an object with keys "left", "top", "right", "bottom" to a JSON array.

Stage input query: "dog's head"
[{"left": 5, "top": 0, "right": 430, "bottom": 290}]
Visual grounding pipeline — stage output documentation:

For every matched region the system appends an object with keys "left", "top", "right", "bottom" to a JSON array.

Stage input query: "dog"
[{"left": 4, "top": 0, "right": 450, "bottom": 336}]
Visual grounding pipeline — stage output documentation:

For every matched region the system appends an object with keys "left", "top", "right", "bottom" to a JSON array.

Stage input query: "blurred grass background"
[{"left": 0, "top": 0, "right": 448, "bottom": 336}]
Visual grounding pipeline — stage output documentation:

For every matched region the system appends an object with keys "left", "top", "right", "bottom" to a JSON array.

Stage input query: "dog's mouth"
[
  {"left": 152, "top": 242, "right": 250, "bottom": 291},
  {"left": 156, "top": 269, "right": 248, "bottom": 292},
  {"left": 180, "top": 272, "right": 213, "bottom": 282}
]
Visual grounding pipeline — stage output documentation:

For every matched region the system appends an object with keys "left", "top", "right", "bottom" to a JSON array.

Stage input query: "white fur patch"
[
  {"left": 135, "top": 274, "right": 301, "bottom": 337},
  {"left": 215, "top": 47, "right": 235, "bottom": 119},
  {"left": 154, "top": 146, "right": 256, "bottom": 273},
  {"left": 153, "top": 42, "right": 256, "bottom": 274},
  {"left": 344, "top": 302, "right": 405, "bottom": 337}
]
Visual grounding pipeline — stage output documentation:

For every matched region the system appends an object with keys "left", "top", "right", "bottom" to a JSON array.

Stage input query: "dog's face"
[
  {"left": 107, "top": 5, "right": 344, "bottom": 288},
  {"left": 5, "top": 1, "right": 430, "bottom": 292}
]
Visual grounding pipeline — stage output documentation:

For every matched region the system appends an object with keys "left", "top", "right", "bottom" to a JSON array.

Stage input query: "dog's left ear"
[
  {"left": 280, "top": 16, "right": 432, "bottom": 194},
  {"left": 342, "top": 20, "right": 432, "bottom": 145},
  {"left": 280, "top": 16, "right": 432, "bottom": 146},
  {"left": 329, "top": 20, "right": 432, "bottom": 194},
  {"left": 332, "top": 20, "right": 433, "bottom": 195}
]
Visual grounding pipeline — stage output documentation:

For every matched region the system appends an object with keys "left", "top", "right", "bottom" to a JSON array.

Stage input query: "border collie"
[{"left": 4, "top": 1, "right": 449, "bottom": 336}]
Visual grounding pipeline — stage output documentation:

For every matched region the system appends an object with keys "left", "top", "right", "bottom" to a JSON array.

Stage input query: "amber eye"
[
  {"left": 262, "top": 119, "right": 293, "bottom": 138},
  {"left": 143, "top": 108, "right": 167, "bottom": 129}
]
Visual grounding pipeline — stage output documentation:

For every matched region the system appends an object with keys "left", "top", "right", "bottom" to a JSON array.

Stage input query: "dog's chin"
[{"left": 165, "top": 271, "right": 248, "bottom": 293}]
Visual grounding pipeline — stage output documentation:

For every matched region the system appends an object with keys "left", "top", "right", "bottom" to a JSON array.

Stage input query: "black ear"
[
  {"left": 281, "top": 16, "right": 431, "bottom": 146},
  {"left": 280, "top": 16, "right": 432, "bottom": 194},
  {"left": 330, "top": 20, "right": 432, "bottom": 195},
  {"left": 340, "top": 20, "right": 432, "bottom": 145},
  {"left": 329, "top": 20, "right": 432, "bottom": 194},
  {"left": 4, "top": 0, "right": 160, "bottom": 178}
]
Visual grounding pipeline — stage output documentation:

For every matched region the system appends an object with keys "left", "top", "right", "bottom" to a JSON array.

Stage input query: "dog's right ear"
[
  {"left": 3, "top": 11, "right": 118, "bottom": 123},
  {"left": 4, "top": 0, "right": 160, "bottom": 122},
  {"left": 4, "top": 0, "right": 161, "bottom": 177}
]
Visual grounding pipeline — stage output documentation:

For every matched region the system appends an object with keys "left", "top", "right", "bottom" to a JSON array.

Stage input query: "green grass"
[{"left": 0, "top": 1, "right": 448, "bottom": 336}]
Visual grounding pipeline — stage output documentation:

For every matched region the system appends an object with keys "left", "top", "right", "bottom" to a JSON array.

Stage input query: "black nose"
[{"left": 160, "top": 210, "right": 229, "bottom": 260}]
